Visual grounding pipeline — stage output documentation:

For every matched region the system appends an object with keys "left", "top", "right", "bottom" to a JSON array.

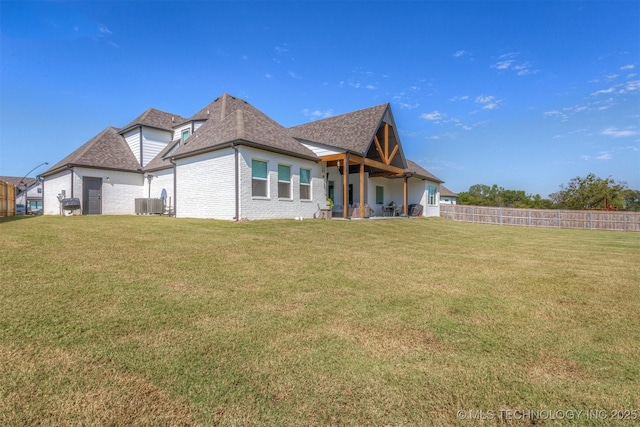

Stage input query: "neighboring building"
[
  {"left": 0, "top": 176, "right": 43, "bottom": 213},
  {"left": 42, "top": 93, "right": 446, "bottom": 220},
  {"left": 439, "top": 185, "right": 458, "bottom": 204}
]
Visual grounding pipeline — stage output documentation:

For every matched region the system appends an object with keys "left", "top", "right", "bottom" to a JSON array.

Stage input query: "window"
[
  {"left": 428, "top": 185, "right": 437, "bottom": 205},
  {"left": 376, "top": 186, "right": 384, "bottom": 204},
  {"left": 348, "top": 184, "right": 353, "bottom": 205},
  {"left": 252, "top": 160, "right": 268, "bottom": 197},
  {"left": 328, "top": 181, "right": 334, "bottom": 202},
  {"left": 37, "top": 188, "right": 42, "bottom": 194},
  {"left": 181, "top": 129, "right": 190, "bottom": 142},
  {"left": 278, "top": 164, "right": 291, "bottom": 198},
  {"left": 300, "top": 168, "right": 311, "bottom": 200}
]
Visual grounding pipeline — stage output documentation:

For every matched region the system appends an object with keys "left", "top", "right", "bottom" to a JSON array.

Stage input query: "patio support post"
[
  {"left": 403, "top": 175, "right": 408, "bottom": 215},
  {"left": 343, "top": 152, "right": 349, "bottom": 219},
  {"left": 359, "top": 162, "right": 365, "bottom": 218}
]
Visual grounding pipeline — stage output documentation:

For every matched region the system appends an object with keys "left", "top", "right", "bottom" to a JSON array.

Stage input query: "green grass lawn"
[{"left": 1, "top": 216, "right": 639, "bottom": 426}]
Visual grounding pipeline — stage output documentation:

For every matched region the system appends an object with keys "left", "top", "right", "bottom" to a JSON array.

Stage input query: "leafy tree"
[
  {"left": 552, "top": 174, "right": 627, "bottom": 210},
  {"left": 623, "top": 189, "right": 640, "bottom": 211},
  {"left": 458, "top": 184, "right": 554, "bottom": 208}
]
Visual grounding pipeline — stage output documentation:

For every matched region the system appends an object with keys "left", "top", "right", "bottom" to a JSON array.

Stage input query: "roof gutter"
[
  {"left": 171, "top": 140, "right": 319, "bottom": 163},
  {"left": 42, "top": 164, "right": 141, "bottom": 178}
]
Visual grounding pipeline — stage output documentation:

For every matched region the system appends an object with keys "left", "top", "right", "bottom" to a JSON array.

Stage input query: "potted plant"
[{"left": 327, "top": 198, "right": 334, "bottom": 210}]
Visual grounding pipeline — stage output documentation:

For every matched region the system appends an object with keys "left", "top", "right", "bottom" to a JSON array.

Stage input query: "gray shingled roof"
[
  {"left": 44, "top": 127, "right": 142, "bottom": 175},
  {"left": 143, "top": 139, "right": 180, "bottom": 171},
  {"left": 172, "top": 94, "right": 318, "bottom": 161},
  {"left": 405, "top": 160, "right": 444, "bottom": 183},
  {"left": 120, "top": 108, "right": 187, "bottom": 133},
  {"left": 0, "top": 176, "right": 37, "bottom": 188},
  {"left": 288, "top": 103, "right": 389, "bottom": 154},
  {"left": 440, "top": 185, "right": 458, "bottom": 197}
]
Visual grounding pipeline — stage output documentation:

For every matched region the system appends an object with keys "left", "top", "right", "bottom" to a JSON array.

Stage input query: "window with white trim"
[
  {"left": 428, "top": 185, "right": 437, "bottom": 205},
  {"left": 299, "top": 168, "right": 311, "bottom": 200},
  {"left": 278, "top": 164, "right": 291, "bottom": 199},
  {"left": 181, "top": 129, "right": 190, "bottom": 142},
  {"left": 252, "top": 160, "right": 268, "bottom": 197}
]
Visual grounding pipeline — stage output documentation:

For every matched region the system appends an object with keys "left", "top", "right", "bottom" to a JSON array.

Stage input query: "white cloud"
[
  {"left": 601, "top": 127, "right": 639, "bottom": 138},
  {"left": 514, "top": 62, "right": 532, "bottom": 76},
  {"left": 288, "top": 71, "right": 302, "bottom": 80},
  {"left": 420, "top": 111, "right": 447, "bottom": 122},
  {"left": 605, "top": 73, "right": 619, "bottom": 81},
  {"left": 396, "top": 102, "right": 420, "bottom": 110},
  {"left": 450, "top": 95, "right": 469, "bottom": 102},
  {"left": 365, "top": 84, "right": 377, "bottom": 90},
  {"left": 544, "top": 110, "right": 568, "bottom": 121},
  {"left": 492, "top": 60, "right": 514, "bottom": 70},
  {"left": 275, "top": 44, "right": 289, "bottom": 55},
  {"left": 265, "top": 73, "right": 273, "bottom": 79},
  {"left": 453, "top": 50, "right": 470, "bottom": 58},
  {"left": 624, "top": 80, "right": 640, "bottom": 92},
  {"left": 621, "top": 64, "right": 635, "bottom": 71},
  {"left": 98, "top": 24, "right": 112, "bottom": 35},
  {"left": 591, "top": 87, "right": 616, "bottom": 96},
  {"left": 596, "top": 153, "right": 613, "bottom": 160},
  {"left": 491, "top": 52, "right": 536, "bottom": 76},
  {"left": 302, "top": 108, "right": 333, "bottom": 120},
  {"left": 475, "top": 95, "right": 501, "bottom": 110}
]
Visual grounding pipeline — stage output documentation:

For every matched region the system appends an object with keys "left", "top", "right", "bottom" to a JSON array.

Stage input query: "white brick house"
[{"left": 42, "top": 93, "right": 445, "bottom": 220}]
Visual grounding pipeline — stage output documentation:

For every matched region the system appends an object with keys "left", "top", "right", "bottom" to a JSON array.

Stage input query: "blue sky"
[{"left": 1, "top": 0, "right": 638, "bottom": 196}]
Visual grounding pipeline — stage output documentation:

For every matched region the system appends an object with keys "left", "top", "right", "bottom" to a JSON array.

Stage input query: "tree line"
[{"left": 457, "top": 174, "right": 640, "bottom": 211}]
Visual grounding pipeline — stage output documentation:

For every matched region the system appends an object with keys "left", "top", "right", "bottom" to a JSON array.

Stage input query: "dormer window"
[{"left": 181, "top": 129, "right": 190, "bottom": 143}]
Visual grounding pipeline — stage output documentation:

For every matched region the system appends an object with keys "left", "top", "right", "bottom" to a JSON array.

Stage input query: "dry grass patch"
[{"left": 0, "top": 345, "right": 194, "bottom": 426}]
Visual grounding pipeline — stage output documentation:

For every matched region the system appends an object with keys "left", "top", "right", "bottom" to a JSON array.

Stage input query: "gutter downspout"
[
  {"left": 170, "top": 159, "right": 177, "bottom": 217},
  {"left": 69, "top": 165, "right": 74, "bottom": 199},
  {"left": 232, "top": 143, "right": 239, "bottom": 221}
]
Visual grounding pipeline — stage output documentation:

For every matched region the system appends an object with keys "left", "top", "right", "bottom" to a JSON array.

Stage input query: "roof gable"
[
  {"left": 44, "top": 127, "right": 142, "bottom": 175},
  {"left": 143, "top": 138, "right": 181, "bottom": 171},
  {"left": 0, "top": 176, "right": 37, "bottom": 187},
  {"left": 405, "top": 160, "right": 444, "bottom": 183},
  {"left": 120, "top": 108, "right": 187, "bottom": 133},
  {"left": 288, "top": 103, "right": 389, "bottom": 154},
  {"left": 440, "top": 185, "right": 458, "bottom": 197},
  {"left": 172, "top": 94, "right": 317, "bottom": 160}
]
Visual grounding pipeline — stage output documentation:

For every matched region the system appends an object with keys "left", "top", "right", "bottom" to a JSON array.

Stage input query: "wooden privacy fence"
[
  {"left": 440, "top": 204, "right": 640, "bottom": 232},
  {"left": 0, "top": 180, "right": 16, "bottom": 217}
]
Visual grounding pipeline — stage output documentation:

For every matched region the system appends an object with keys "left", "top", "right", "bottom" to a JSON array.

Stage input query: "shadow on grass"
[{"left": 0, "top": 215, "right": 40, "bottom": 224}]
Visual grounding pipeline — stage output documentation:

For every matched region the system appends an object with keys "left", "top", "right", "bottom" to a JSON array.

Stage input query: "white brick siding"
[
  {"left": 75, "top": 168, "right": 144, "bottom": 215},
  {"left": 175, "top": 149, "right": 236, "bottom": 219},
  {"left": 43, "top": 170, "right": 73, "bottom": 215},
  {"left": 238, "top": 146, "right": 324, "bottom": 220},
  {"left": 145, "top": 169, "right": 174, "bottom": 210}
]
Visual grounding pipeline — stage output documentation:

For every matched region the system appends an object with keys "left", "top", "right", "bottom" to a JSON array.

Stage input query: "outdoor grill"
[{"left": 62, "top": 198, "right": 81, "bottom": 212}]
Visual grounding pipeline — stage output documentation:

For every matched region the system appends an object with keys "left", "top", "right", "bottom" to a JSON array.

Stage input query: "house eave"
[
  {"left": 172, "top": 140, "right": 320, "bottom": 163},
  {"left": 118, "top": 123, "right": 173, "bottom": 135},
  {"left": 42, "top": 164, "right": 143, "bottom": 177}
]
